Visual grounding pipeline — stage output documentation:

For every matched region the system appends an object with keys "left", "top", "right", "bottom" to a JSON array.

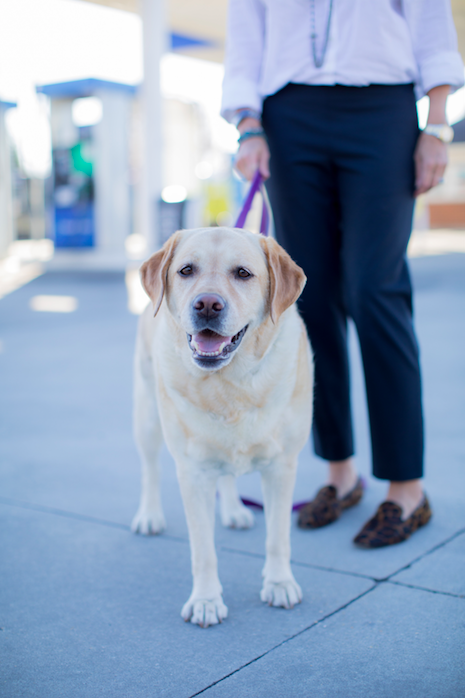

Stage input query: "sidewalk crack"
[
  {"left": 0, "top": 496, "right": 189, "bottom": 544},
  {"left": 377, "top": 527, "right": 465, "bottom": 583},
  {"left": 220, "top": 545, "right": 375, "bottom": 581},
  {"left": 188, "top": 583, "right": 378, "bottom": 698},
  {"left": 387, "top": 579, "right": 464, "bottom": 599}
]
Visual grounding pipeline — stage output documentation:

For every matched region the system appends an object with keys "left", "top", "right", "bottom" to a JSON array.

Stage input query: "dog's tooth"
[{"left": 197, "top": 349, "right": 222, "bottom": 357}]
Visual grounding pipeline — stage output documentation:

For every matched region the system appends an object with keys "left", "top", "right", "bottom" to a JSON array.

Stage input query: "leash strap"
[
  {"left": 240, "top": 477, "right": 367, "bottom": 512},
  {"left": 240, "top": 497, "right": 308, "bottom": 512},
  {"left": 234, "top": 170, "right": 269, "bottom": 236}
]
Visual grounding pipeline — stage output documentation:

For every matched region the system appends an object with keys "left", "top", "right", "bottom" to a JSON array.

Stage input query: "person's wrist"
[
  {"left": 238, "top": 117, "right": 261, "bottom": 134},
  {"left": 237, "top": 128, "right": 267, "bottom": 146},
  {"left": 426, "top": 84, "right": 450, "bottom": 125},
  {"left": 426, "top": 114, "right": 447, "bottom": 127},
  {"left": 232, "top": 108, "right": 261, "bottom": 129},
  {"left": 426, "top": 102, "right": 446, "bottom": 125}
]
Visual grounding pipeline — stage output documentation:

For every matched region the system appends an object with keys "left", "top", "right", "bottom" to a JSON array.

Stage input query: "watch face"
[
  {"left": 441, "top": 125, "right": 454, "bottom": 143},
  {"left": 426, "top": 125, "right": 454, "bottom": 143}
]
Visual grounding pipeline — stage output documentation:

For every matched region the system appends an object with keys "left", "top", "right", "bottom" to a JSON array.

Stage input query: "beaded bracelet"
[{"left": 238, "top": 129, "right": 267, "bottom": 145}]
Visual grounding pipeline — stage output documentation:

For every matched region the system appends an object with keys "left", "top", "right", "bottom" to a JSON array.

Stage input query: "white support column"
[
  {"left": 93, "top": 89, "right": 131, "bottom": 263},
  {"left": 0, "top": 104, "right": 15, "bottom": 258},
  {"left": 140, "top": 0, "right": 167, "bottom": 252}
]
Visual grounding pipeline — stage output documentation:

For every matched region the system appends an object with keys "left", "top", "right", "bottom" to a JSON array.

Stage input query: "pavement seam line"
[
  {"left": 193, "top": 530, "right": 465, "bottom": 696},
  {"left": 378, "top": 526, "right": 465, "bottom": 583},
  {"left": 387, "top": 579, "right": 465, "bottom": 599},
  {"left": 0, "top": 496, "right": 189, "bottom": 543},
  {"left": 5, "top": 496, "right": 462, "bottom": 587},
  {"left": 187, "top": 583, "right": 378, "bottom": 698},
  {"left": 0, "top": 496, "right": 129, "bottom": 530},
  {"left": 220, "top": 545, "right": 374, "bottom": 581}
]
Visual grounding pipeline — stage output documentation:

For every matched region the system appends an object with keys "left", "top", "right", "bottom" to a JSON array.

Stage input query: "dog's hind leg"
[
  {"left": 260, "top": 459, "right": 302, "bottom": 609},
  {"left": 131, "top": 334, "right": 166, "bottom": 535},
  {"left": 217, "top": 474, "right": 254, "bottom": 529}
]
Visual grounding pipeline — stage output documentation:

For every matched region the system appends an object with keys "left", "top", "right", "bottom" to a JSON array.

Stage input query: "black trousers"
[{"left": 262, "top": 83, "right": 423, "bottom": 481}]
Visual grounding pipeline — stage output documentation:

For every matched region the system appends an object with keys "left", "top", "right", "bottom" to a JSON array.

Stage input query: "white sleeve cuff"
[
  {"left": 221, "top": 77, "right": 263, "bottom": 123},
  {"left": 417, "top": 51, "right": 465, "bottom": 97}
]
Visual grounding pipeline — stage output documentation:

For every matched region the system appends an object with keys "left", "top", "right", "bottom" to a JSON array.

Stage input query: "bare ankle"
[
  {"left": 387, "top": 479, "right": 423, "bottom": 519},
  {"left": 327, "top": 458, "right": 358, "bottom": 498}
]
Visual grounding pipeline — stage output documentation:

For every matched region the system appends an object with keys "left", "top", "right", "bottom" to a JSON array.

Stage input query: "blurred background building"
[{"left": 1, "top": 0, "right": 465, "bottom": 279}]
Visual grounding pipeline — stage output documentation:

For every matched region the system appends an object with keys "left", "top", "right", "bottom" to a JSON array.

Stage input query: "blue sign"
[
  {"left": 52, "top": 141, "right": 94, "bottom": 248},
  {"left": 54, "top": 203, "right": 94, "bottom": 248}
]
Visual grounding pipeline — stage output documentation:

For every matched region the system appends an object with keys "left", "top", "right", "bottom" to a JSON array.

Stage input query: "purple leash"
[
  {"left": 234, "top": 170, "right": 269, "bottom": 236},
  {"left": 240, "top": 497, "right": 309, "bottom": 512},
  {"left": 240, "top": 478, "right": 368, "bottom": 513},
  {"left": 235, "top": 172, "right": 300, "bottom": 510},
  {"left": 234, "top": 170, "right": 365, "bottom": 512},
  {"left": 235, "top": 172, "right": 273, "bottom": 510}
]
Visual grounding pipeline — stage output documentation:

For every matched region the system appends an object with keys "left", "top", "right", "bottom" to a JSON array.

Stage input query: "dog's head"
[{"left": 140, "top": 227, "right": 306, "bottom": 372}]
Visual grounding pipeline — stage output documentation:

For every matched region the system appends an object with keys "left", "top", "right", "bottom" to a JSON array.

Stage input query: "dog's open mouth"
[{"left": 188, "top": 326, "right": 248, "bottom": 362}]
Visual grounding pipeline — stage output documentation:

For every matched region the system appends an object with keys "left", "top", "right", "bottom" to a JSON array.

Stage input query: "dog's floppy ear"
[
  {"left": 259, "top": 237, "right": 306, "bottom": 323},
  {"left": 140, "top": 231, "right": 181, "bottom": 316}
]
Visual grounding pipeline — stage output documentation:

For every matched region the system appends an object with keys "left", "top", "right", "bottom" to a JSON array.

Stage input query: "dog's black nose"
[{"left": 192, "top": 293, "right": 226, "bottom": 319}]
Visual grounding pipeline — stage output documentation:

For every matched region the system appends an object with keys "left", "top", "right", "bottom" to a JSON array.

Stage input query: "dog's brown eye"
[
  {"left": 179, "top": 266, "right": 193, "bottom": 276},
  {"left": 237, "top": 268, "right": 252, "bottom": 279}
]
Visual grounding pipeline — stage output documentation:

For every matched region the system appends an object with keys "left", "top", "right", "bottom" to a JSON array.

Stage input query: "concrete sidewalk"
[{"left": 0, "top": 255, "right": 464, "bottom": 698}]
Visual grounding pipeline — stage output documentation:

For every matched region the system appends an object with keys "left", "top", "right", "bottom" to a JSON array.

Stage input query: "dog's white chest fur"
[{"left": 153, "top": 305, "right": 310, "bottom": 477}]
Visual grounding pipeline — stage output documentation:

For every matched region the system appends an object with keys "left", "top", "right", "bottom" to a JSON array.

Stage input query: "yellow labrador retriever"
[{"left": 131, "top": 227, "right": 313, "bottom": 627}]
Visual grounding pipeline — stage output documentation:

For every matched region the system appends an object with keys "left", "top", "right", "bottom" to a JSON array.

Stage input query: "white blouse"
[{"left": 221, "top": 0, "right": 464, "bottom": 120}]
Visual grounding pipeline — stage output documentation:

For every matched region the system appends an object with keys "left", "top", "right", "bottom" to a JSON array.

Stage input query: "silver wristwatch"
[{"left": 424, "top": 124, "right": 454, "bottom": 143}]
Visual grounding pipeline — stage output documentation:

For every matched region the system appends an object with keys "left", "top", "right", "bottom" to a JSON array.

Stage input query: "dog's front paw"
[
  {"left": 181, "top": 596, "right": 228, "bottom": 627},
  {"left": 220, "top": 502, "right": 254, "bottom": 529},
  {"left": 260, "top": 578, "right": 303, "bottom": 609},
  {"left": 131, "top": 506, "right": 166, "bottom": 535}
]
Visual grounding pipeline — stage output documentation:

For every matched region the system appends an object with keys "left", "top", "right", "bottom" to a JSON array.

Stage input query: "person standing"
[{"left": 221, "top": 0, "right": 464, "bottom": 547}]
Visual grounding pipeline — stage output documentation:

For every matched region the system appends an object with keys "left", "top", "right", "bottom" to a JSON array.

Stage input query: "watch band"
[{"left": 424, "top": 124, "right": 454, "bottom": 144}]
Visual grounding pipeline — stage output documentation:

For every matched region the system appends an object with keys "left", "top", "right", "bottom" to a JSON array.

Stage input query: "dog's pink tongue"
[{"left": 192, "top": 332, "right": 231, "bottom": 353}]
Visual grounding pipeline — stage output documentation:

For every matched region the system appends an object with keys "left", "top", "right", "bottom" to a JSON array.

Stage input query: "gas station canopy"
[{"left": 81, "top": 0, "right": 228, "bottom": 63}]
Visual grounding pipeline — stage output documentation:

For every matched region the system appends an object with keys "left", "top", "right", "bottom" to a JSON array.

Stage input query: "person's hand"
[
  {"left": 235, "top": 136, "right": 270, "bottom": 181},
  {"left": 414, "top": 132, "right": 448, "bottom": 197}
]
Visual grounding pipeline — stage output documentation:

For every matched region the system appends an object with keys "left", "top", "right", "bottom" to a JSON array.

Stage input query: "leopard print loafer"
[
  {"left": 353, "top": 495, "right": 432, "bottom": 549},
  {"left": 297, "top": 477, "right": 364, "bottom": 529}
]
